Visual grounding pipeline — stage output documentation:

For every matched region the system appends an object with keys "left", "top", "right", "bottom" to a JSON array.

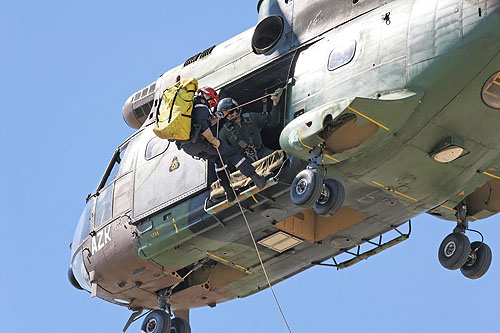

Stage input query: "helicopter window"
[
  {"left": 145, "top": 136, "right": 170, "bottom": 160},
  {"left": 113, "top": 172, "right": 133, "bottom": 218},
  {"left": 482, "top": 70, "right": 500, "bottom": 109},
  {"left": 99, "top": 137, "right": 139, "bottom": 190},
  {"left": 71, "top": 250, "right": 91, "bottom": 292},
  {"left": 116, "top": 137, "right": 139, "bottom": 178},
  {"left": 94, "top": 184, "right": 113, "bottom": 229},
  {"left": 327, "top": 40, "right": 356, "bottom": 71},
  {"left": 71, "top": 196, "right": 95, "bottom": 255}
]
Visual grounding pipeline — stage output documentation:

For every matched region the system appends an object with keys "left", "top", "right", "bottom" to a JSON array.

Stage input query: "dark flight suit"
[
  {"left": 179, "top": 96, "right": 257, "bottom": 194},
  {"left": 219, "top": 104, "right": 280, "bottom": 162}
]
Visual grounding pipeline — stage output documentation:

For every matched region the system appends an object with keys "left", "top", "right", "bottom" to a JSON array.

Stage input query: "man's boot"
[
  {"left": 223, "top": 185, "right": 236, "bottom": 202},
  {"left": 250, "top": 172, "right": 273, "bottom": 190}
]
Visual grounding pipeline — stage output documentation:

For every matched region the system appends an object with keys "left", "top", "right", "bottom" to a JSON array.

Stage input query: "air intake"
[{"left": 123, "top": 82, "right": 156, "bottom": 129}]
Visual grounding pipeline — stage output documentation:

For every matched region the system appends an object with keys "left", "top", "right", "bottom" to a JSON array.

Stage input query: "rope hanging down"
[{"left": 213, "top": 90, "right": 292, "bottom": 333}]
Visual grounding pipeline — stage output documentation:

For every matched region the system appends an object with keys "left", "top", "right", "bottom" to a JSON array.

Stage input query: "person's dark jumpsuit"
[
  {"left": 218, "top": 88, "right": 283, "bottom": 162},
  {"left": 179, "top": 95, "right": 268, "bottom": 202}
]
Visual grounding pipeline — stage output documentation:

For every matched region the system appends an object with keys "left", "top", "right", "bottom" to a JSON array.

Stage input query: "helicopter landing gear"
[
  {"left": 290, "top": 169, "right": 345, "bottom": 216},
  {"left": 139, "top": 289, "right": 192, "bottom": 333},
  {"left": 171, "top": 317, "right": 191, "bottom": 333},
  {"left": 460, "top": 241, "right": 492, "bottom": 279},
  {"left": 141, "top": 310, "right": 171, "bottom": 333},
  {"left": 290, "top": 147, "right": 345, "bottom": 216},
  {"left": 290, "top": 169, "right": 324, "bottom": 207},
  {"left": 314, "top": 179, "right": 345, "bottom": 217},
  {"left": 437, "top": 201, "right": 492, "bottom": 279}
]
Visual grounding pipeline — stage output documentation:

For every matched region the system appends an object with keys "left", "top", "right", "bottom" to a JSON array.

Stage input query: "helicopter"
[{"left": 68, "top": 0, "right": 500, "bottom": 332}]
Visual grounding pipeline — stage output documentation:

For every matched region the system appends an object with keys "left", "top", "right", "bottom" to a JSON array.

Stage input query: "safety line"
[
  {"left": 214, "top": 119, "right": 292, "bottom": 333},
  {"left": 347, "top": 106, "right": 390, "bottom": 131},
  {"left": 220, "top": 86, "right": 286, "bottom": 115}
]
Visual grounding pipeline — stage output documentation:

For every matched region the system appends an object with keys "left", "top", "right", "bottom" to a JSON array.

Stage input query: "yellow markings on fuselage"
[
  {"left": 297, "top": 128, "right": 314, "bottom": 150},
  {"left": 206, "top": 252, "right": 229, "bottom": 263},
  {"left": 372, "top": 182, "right": 480, "bottom": 220},
  {"left": 297, "top": 128, "right": 340, "bottom": 163},
  {"left": 172, "top": 218, "right": 178, "bottom": 233},
  {"left": 371, "top": 181, "right": 419, "bottom": 202},
  {"left": 251, "top": 195, "right": 259, "bottom": 203},
  {"left": 439, "top": 204, "right": 455, "bottom": 212},
  {"left": 205, "top": 251, "right": 252, "bottom": 274},
  {"left": 482, "top": 171, "right": 500, "bottom": 181},
  {"left": 151, "top": 231, "right": 160, "bottom": 238},
  {"left": 347, "top": 106, "right": 390, "bottom": 131}
]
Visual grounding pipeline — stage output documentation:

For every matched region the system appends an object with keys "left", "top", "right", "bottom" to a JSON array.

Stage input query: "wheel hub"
[
  {"left": 295, "top": 178, "right": 308, "bottom": 195},
  {"left": 444, "top": 241, "right": 456, "bottom": 258},
  {"left": 464, "top": 251, "right": 477, "bottom": 267},
  {"left": 146, "top": 318, "right": 158, "bottom": 333},
  {"left": 317, "top": 185, "right": 330, "bottom": 204}
]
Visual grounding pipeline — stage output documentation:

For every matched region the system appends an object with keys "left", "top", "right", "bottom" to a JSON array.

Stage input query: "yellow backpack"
[{"left": 153, "top": 78, "right": 198, "bottom": 140}]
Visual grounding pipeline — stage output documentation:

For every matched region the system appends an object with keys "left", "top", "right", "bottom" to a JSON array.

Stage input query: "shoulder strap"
[{"left": 168, "top": 85, "right": 182, "bottom": 123}]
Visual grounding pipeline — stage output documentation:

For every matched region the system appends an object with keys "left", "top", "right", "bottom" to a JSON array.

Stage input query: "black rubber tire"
[
  {"left": 171, "top": 317, "right": 191, "bottom": 333},
  {"left": 460, "top": 241, "right": 492, "bottom": 279},
  {"left": 141, "top": 310, "right": 171, "bottom": 333},
  {"left": 290, "top": 169, "right": 323, "bottom": 207},
  {"left": 438, "top": 233, "right": 471, "bottom": 270},
  {"left": 313, "top": 179, "right": 345, "bottom": 217}
]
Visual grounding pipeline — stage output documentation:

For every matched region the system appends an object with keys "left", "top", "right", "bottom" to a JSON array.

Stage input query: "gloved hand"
[
  {"left": 212, "top": 138, "right": 221, "bottom": 148},
  {"left": 271, "top": 88, "right": 284, "bottom": 105}
]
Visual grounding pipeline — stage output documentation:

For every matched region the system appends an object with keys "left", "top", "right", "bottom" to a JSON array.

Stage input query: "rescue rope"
[
  {"left": 218, "top": 86, "right": 286, "bottom": 116},
  {"left": 214, "top": 97, "right": 292, "bottom": 332}
]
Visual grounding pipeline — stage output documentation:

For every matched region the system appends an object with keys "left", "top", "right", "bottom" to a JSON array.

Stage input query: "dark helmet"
[
  {"left": 217, "top": 98, "right": 241, "bottom": 119},
  {"left": 197, "top": 87, "right": 219, "bottom": 110}
]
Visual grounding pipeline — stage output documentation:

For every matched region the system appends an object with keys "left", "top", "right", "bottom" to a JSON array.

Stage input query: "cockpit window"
[
  {"left": 117, "top": 137, "right": 139, "bottom": 177},
  {"left": 71, "top": 196, "right": 95, "bottom": 256},
  {"left": 145, "top": 136, "right": 170, "bottom": 160},
  {"left": 328, "top": 40, "right": 356, "bottom": 71},
  {"left": 101, "top": 136, "right": 139, "bottom": 189},
  {"left": 94, "top": 184, "right": 113, "bottom": 229}
]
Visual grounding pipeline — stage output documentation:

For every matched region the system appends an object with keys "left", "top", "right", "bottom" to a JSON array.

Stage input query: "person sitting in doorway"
[
  {"left": 177, "top": 86, "right": 271, "bottom": 202},
  {"left": 217, "top": 88, "right": 283, "bottom": 162}
]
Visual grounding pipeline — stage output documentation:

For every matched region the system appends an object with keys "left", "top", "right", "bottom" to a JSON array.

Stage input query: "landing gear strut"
[
  {"left": 437, "top": 201, "right": 492, "bottom": 279},
  {"left": 290, "top": 146, "right": 345, "bottom": 216},
  {"left": 138, "top": 289, "right": 192, "bottom": 333}
]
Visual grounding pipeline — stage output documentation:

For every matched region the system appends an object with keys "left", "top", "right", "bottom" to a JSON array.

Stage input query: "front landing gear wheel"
[
  {"left": 438, "top": 232, "right": 471, "bottom": 270},
  {"left": 313, "top": 179, "right": 345, "bottom": 217},
  {"left": 460, "top": 241, "right": 492, "bottom": 279},
  {"left": 171, "top": 317, "right": 191, "bottom": 333},
  {"left": 141, "top": 310, "right": 171, "bottom": 333},
  {"left": 290, "top": 169, "right": 323, "bottom": 207}
]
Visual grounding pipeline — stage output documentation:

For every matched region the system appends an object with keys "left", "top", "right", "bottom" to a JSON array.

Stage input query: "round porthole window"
[
  {"left": 481, "top": 70, "right": 500, "bottom": 109},
  {"left": 252, "top": 16, "right": 284, "bottom": 55}
]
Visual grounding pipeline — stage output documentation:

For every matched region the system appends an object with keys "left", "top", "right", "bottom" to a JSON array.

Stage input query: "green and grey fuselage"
[{"left": 70, "top": 0, "right": 500, "bottom": 314}]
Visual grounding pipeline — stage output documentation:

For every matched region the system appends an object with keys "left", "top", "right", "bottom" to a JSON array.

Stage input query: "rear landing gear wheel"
[
  {"left": 290, "top": 169, "right": 323, "bottom": 207},
  {"left": 171, "top": 317, "right": 191, "bottom": 333},
  {"left": 438, "top": 232, "right": 471, "bottom": 270},
  {"left": 313, "top": 179, "right": 345, "bottom": 217},
  {"left": 460, "top": 241, "right": 492, "bottom": 279},
  {"left": 141, "top": 310, "right": 171, "bottom": 333}
]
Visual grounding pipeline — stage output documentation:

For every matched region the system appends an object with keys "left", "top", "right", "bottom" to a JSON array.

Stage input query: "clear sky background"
[{"left": 2, "top": 1, "right": 499, "bottom": 332}]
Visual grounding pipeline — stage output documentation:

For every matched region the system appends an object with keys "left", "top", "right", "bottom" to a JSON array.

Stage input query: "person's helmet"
[
  {"left": 217, "top": 98, "right": 241, "bottom": 120},
  {"left": 197, "top": 87, "right": 219, "bottom": 110}
]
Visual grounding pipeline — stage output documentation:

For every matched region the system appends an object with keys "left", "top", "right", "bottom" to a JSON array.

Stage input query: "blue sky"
[{"left": 2, "top": 1, "right": 499, "bottom": 332}]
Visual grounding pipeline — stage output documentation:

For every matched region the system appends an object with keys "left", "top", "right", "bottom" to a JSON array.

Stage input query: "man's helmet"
[
  {"left": 197, "top": 87, "right": 219, "bottom": 110},
  {"left": 217, "top": 98, "right": 241, "bottom": 120}
]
